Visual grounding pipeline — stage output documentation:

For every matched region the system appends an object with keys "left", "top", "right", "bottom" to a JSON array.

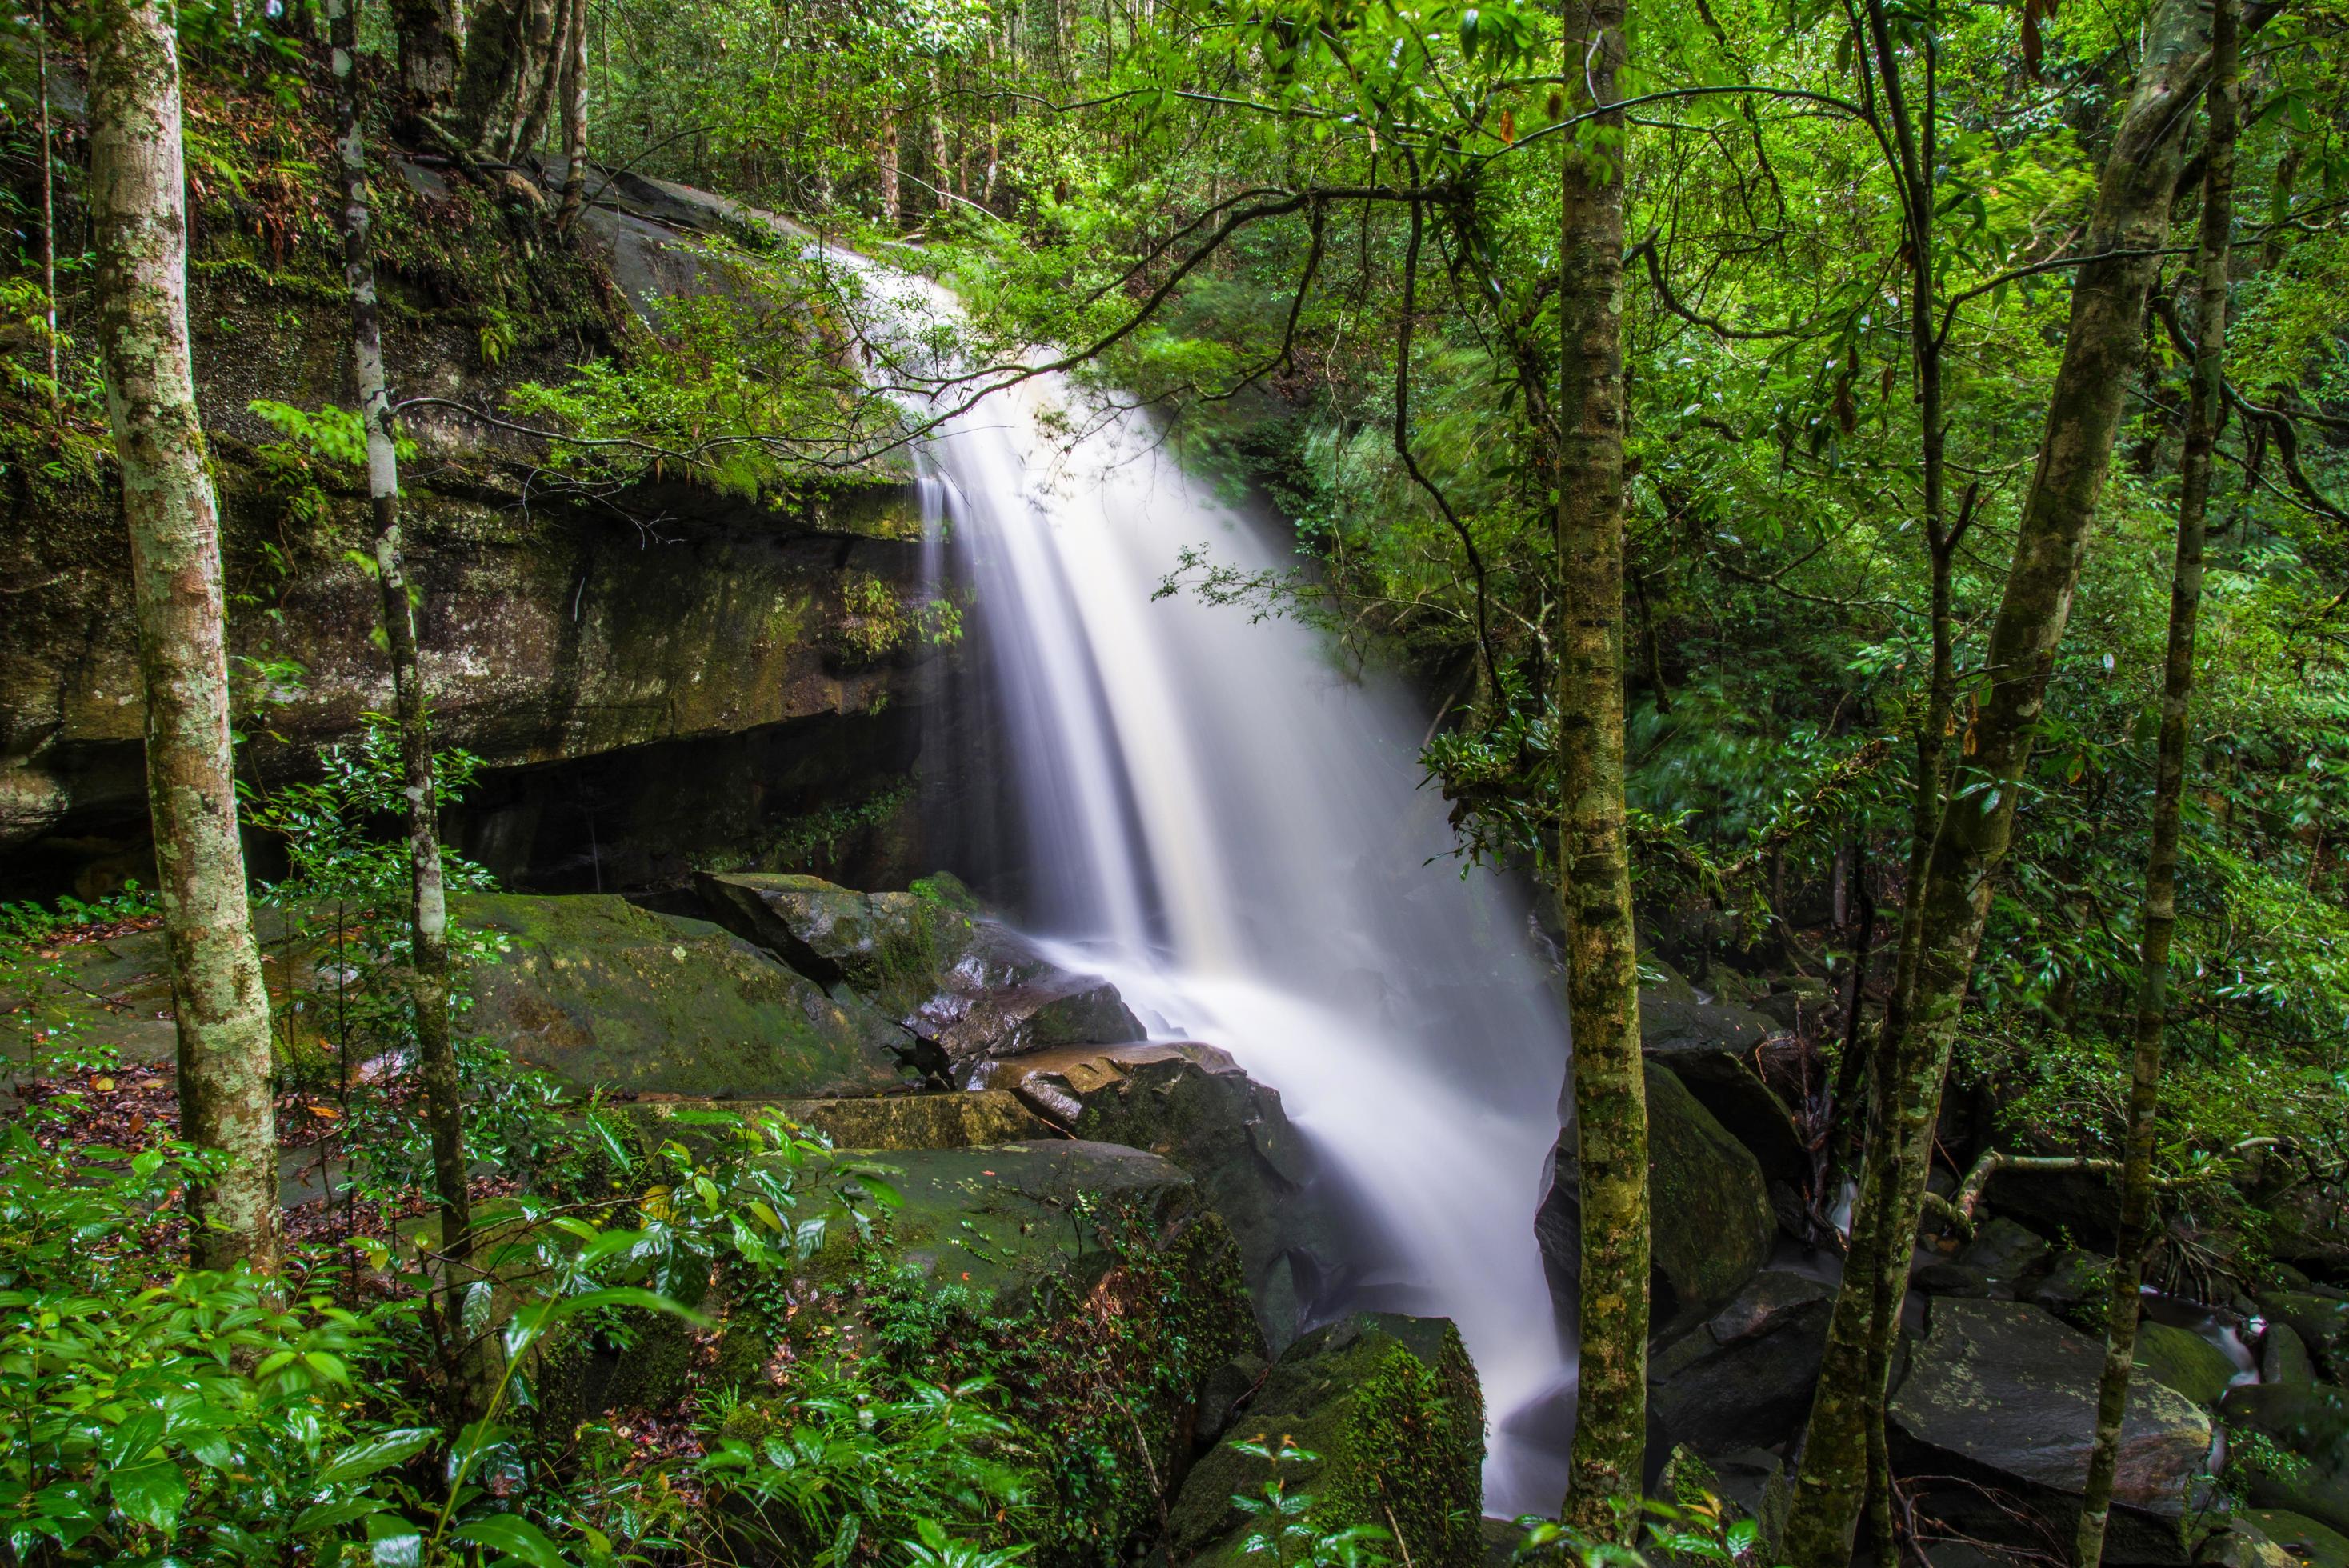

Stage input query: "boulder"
[
  {"left": 1166, "top": 1313, "right": 1485, "bottom": 1568},
  {"left": 970, "top": 1041, "right": 1338, "bottom": 1351},
  {"left": 1648, "top": 1269, "right": 1835, "bottom": 1454},
  {"left": 2267, "top": 1188, "right": 2349, "bottom": 1287},
  {"left": 2201, "top": 1518, "right": 2315, "bottom": 1568},
  {"left": 459, "top": 892, "right": 912, "bottom": 1098},
  {"left": 2259, "top": 1293, "right": 2349, "bottom": 1384},
  {"left": 2220, "top": 1383, "right": 2349, "bottom": 1538},
  {"left": 1984, "top": 1160, "right": 2122, "bottom": 1250},
  {"left": 784, "top": 1090, "right": 1051, "bottom": 1150},
  {"left": 2135, "top": 1322, "right": 2243, "bottom": 1407},
  {"left": 721, "top": 1139, "right": 1264, "bottom": 1565},
  {"left": 1889, "top": 1298, "right": 2214, "bottom": 1564},
  {"left": 1638, "top": 959, "right": 1809, "bottom": 1194},
  {"left": 1959, "top": 1217, "right": 2054, "bottom": 1295},
  {"left": 2243, "top": 1510, "right": 2349, "bottom": 1568},
  {"left": 2267, "top": 1324, "right": 2321, "bottom": 1386},
  {"left": 694, "top": 872, "right": 1146, "bottom": 1075},
  {"left": 2027, "top": 1249, "right": 2115, "bottom": 1332},
  {"left": 1538, "top": 1062, "right": 1775, "bottom": 1337}
]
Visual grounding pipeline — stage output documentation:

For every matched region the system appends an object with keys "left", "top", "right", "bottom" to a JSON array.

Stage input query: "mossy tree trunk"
[
  {"left": 1555, "top": 0, "right": 1647, "bottom": 1537},
  {"left": 89, "top": 0, "right": 281, "bottom": 1276},
  {"left": 393, "top": 0, "right": 462, "bottom": 118},
  {"left": 327, "top": 0, "right": 480, "bottom": 1391},
  {"left": 458, "top": 0, "right": 558, "bottom": 165},
  {"left": 2075, "top": 2, "right": 2237, "bottom": 1560},
  {"left": 557, "top": 0, "right": 590, "bottom": 231},
  {"left": 1783, "top": 2, "right": 2251, "bottom": 1560}
]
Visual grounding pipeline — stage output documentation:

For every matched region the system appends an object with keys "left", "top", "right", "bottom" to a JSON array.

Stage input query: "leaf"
[
  {"left": 100, "top": 1408, "right": 166, "bottom": 1470},
  {"left": 109, "top": 1457, "right": 188, "bottom": 1534},
  {"left": 291, "top": 1495, "right": 393, "bottom": 1534},
  {"left": 319, "top": 1427, "right": 438, "bottom": 1486},
  {"left": 366, "top": 1511, "right": 424, "bottom": 1568},
  {"left": 452, "top": 1514, "right": 572, "bottom": 1568}
]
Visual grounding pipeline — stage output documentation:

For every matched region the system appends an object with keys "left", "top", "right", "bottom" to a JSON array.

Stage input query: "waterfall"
[{"left": 856, "top": 258, "right": 1576, "bottom": 1515}]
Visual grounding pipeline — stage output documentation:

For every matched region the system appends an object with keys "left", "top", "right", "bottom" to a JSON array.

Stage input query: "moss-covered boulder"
[
  {"left": 971, "top": 1040, "right": 1339, "bottom": 1351},
  {"left": 2259, "top": 1292, "right": 2349, "bottom": 1385},
  {"left": 1537, "top": 1061, "right": 1775, "bottom": 1337},
  {"left": 1166, "top": 1313, "right": 1485, "bottom": 1568},
  {"left": 2221, "top": 1383, "right": 2349, "bottom": 1538},
  {"left": 719, "top": 1139, "right": 1263, "bottom": 1566},
  {"left": 2135, "top": 1322, "right": 2243, "bottom": 1407},
  {"left": 2243, "top": 1510, "right": 2349, "bottom": 1568},
  {"left": 460, "top": 892, "right": 913, "bottom": 1098},
  {"left": 1638, "top": 959, "right": 1807, "bottom": 1197},
  {"left": 1890, "top": 1298, "right": 2212, "bottom": 1564}
]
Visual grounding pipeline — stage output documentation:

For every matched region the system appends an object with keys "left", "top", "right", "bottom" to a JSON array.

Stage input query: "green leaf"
[
  {"left": 109, "top": 1457, "right": 187, "bottom": 1534},
  {"left": 366, "top": 1511, "right": 424, "bottom": 1568},
  {"left": 318, "top": 1427, "right": 438, "bottom": 1486},
  {"left": 453, "top": 1514, "right": 573, "bottom": 1568}
]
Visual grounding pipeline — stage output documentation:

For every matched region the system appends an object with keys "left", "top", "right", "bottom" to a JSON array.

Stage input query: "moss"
[{"left": 1330, "top": 1336, "right": 1485, "bottom": 1568}]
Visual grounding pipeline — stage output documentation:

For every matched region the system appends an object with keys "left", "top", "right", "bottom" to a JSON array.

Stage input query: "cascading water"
[{"left": 857, "top": 258, "right": 1575, "bottom": 1514}]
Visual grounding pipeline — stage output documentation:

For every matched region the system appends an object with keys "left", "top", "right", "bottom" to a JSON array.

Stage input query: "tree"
[
  {"left": 325, "top": 0, "right": 480, "bottom": 1385},
  {"left": 2075, "top": 0, "right": 2239, "bottom": 1558},
  {"left": 87, "top": 0, "right": 280, "bottom": 1274},
  {"left": 393, "top": 0, "right": 462, "bottom": 118},
  {"left": 1783, "top": 0, "right": 2263, "bottom": 1557},
  {"left": 1554, "top": 0, "right": 1647, "bottom": 1535}
]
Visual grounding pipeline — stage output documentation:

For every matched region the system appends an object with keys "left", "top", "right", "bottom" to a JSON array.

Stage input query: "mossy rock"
[
  {"left": 2258, "top": 1293, "right": 2349, "bottom": 1384},
  {"left": 2221, "top": 1382, "right": 2349, "bottom": 1538},
  {"left": 458, "top": 892, "right": 914, "bottom": 1098},
  {"left": 973, "top": 1041, "right": 1337, "bottom": 1351},
  {"left": 1167, "top": 1312, "right": 1485, "bottom": 1568},
  {"left": 1538, "top": 1062, "right": 1775, "bottom": 1338},
  {"left": 694, "top": 870, "right": 979, "bottom": 1002},
  {"left": 2136, "top": 1321, "right": 2243, "bottom": 1407},
  {"left": 2243, "top": 1510, "right": 2349, "bottom": 1568}
]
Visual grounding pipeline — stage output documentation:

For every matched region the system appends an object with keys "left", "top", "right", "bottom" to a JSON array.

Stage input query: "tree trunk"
[
  {"left": 2075, "top": 0, "right": 2236, "bottom": 1559},
  {"left": 89, "top": 0, "right": 281, "bottom": 1277},
  {"left": 927, "top": 65, "right": 952, "bottom": 214},
  {"left": 326, "top": 0, "right": 478, "bottom": 1367},
  {"left": 456, "top": 0, "right": 554, "bottom": 164},
  {"left": 1783, "top": 2, "right": 2247, "bottom": 1559},
  {"left": 35, "top": 0, "right": 57, "bottom": 417},
  {"left": 879, "top": 102, "right": 902, "bottom": 227},
  {"left": 1555, "top": 0, "right": 1646, "bottom": 1537},
  {"left": 393, "top": 0, "right": 462, "bottom": 118},
  {"left": 512, "top": 0, "right": 565, "bottom": 161},
  {"left": 557, "top": 0, "right": 589, "bottom": 230}
]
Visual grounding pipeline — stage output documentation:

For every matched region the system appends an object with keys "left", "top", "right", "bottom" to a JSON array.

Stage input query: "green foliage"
[
  {"left": 1229, "top": 1437, "right": 1395, "bottom": 1568},
  {"left": 0, "top": 885, "right": 161, "bottom": 1081}
]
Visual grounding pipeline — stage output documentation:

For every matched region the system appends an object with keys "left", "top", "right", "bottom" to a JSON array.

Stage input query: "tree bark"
[
  {"left": 1783, "top": 2, "right": 2247, "bottom": 1560},
  {"left": 1555, "top": 0, "right": 1646, "bottom": 1537},
  {"left": 89, "top": 0, "right": 281, "bottom": 1277},
  {"left": 879, "top": 102, "right": 902, "bottom": 227},
  {"left": 557, "top": 0, "right": 589, "bottom": 230},
  {"left": 457, "top": 0, "right": 556, "bottom": 164},
  {"left": 2075, "top": 0, "right": 2236, "bottom": 1559},
  {"left": 35, "top": 0, "right": 57, "bottom": 417},
  {"left": 927, "top": 66, "right": 952, "bottom": 214},
  {"left": 393, "top": 0, "right": 462, "bottom": 118}
]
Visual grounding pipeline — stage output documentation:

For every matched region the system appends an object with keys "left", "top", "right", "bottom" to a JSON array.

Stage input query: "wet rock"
[
  {"left": 2027, "top": 1249, "right": 2115, "bottom": 1332},
  {"left": 1915, "top": 1260, "right": 1997, "bottom": 1298},
  {"left": 1638, "top": 959, "right": 1809, "bottom": 1195},
  {"left": 1959, "top": 1217, "right": 2054, "bottom": 1294},
  {"left": 2267, "top": 1188, "right": 2349, "bottom": 1287},
  {"left": 2201, "top": 1517, "right": 2311, "bottom": 1568},
  {"left": 784, "top": 1090, "right": 1051, "bottom": 1150},
  {"left": 2220, "top": 1383, "right": 2349, "bottom": 1538},
  {"left": 460, "top": 892, "right": 913, "bottom": 1098},
  {"left": 2243, "top": 1510, "right": 2349, "bottom": 1568},
  {"left": 970, "top": 1041, "right": 1337, "bottom": 1351},
  {"left": 692, "top": 872, "right": 1146, "bottom": 1074},
  {"left": 2135, "top": 1321, "right": 2242, "bottom": 1407},
  {"left": 1984, "top": 1159, "right": 2122, "bottom": 1250},
  {"left": 1648, "top": 1269, "right": 1835, "bottom": 1453},
  {"left": 1539, "top": 1062, "right": 1776, "bottom": 1338},
  {"left": 1889, "top": 1298, "right": 2212, "bottom": 1564},
  {"left": 1166, "top": 1312, "right": 1484, "bottom": 1568},
  {"left": 2259, "top": 1293, "right": 2349, "bottom": 1384},
  {"left": 2266, "top": 1323, "right": 2321, "bottom": 1386}
]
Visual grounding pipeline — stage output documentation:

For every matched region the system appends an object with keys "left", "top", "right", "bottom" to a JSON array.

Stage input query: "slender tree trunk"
[
  {"left": 35, "top": 0, "right": 57, "bottom": 418},
  {"left": 2075, "top": 2, "right": 2236, "bottom": 1559},
  {"left": 328, "top": 0, "right": 483, "bottom": 1395},
  {"left": 512, "top": 0, "right": 565, "bottom": 160},
  {"left": 89, "top": 0, "right": 281, "bottom": 1277},
  {"left": 1555, "top": 0, "right": 1646, "bottom": 1537},
  {"left": 557, "top": 0, "right": 589, "bottom": 230},
  {"left": 1783, "top": 3, "right": 2247, "bottom": 1560},
  {"left": 393, "top": 0, "right": 462, "bottom": 118},
  {"left": 879, "top": 102, "right": 902, "bottom": 226},
  {"left": 927, "top": 65, "right": 952, "bottom": 214}
]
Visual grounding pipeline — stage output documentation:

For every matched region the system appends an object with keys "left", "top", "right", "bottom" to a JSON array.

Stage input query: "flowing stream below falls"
[{"left": 846, "top": 254, "right": 1576, "bottom": 1514}]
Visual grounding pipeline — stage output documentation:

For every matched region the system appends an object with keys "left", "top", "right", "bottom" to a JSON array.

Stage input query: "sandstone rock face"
[
  {"left": 1890, "top": 1298, "right": 2214, "bottom": 1564},
  {"left": 1538, "top": 1061, "right": 1775, "bottom": 1338},
  {"left": 1166, "top": 1313, "right": 1485, "bottom": 1568}
]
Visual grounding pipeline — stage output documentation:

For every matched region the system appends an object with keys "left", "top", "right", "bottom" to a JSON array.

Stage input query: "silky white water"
[{"left": 848, "top": 256, "right": 1575, "bottom": 1514}]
